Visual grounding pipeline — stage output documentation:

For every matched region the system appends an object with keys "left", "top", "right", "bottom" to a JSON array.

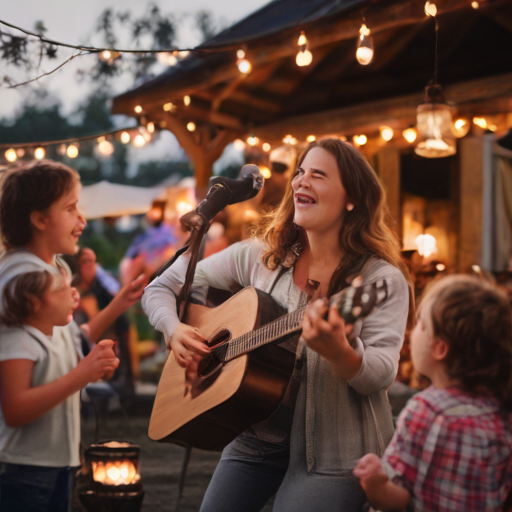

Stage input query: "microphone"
[{"left": 180, "top": 164, "right": 263, "bottom": 231}]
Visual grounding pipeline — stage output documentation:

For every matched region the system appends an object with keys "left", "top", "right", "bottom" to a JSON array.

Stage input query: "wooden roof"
[{"left": 112, "top": 0, "right": 512, "bottom": 145}]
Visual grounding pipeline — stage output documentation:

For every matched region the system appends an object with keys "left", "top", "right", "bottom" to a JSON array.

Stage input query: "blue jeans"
[{"left": 0, "top": 462, "right": 70, "bottom": 512}]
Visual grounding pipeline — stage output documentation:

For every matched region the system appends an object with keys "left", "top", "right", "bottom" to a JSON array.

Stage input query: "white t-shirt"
[{"left": 0, "top": 322, "right": 82, "bottom": 467}]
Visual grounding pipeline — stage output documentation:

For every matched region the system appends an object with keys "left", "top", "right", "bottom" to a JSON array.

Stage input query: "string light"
[
  {"left": 471, "top": 1, "right": 479, "bottom": 8},
  {"left": 306, "top": 135, "right": 316, "bottom": 142},
  {"left": 283, "top": 134, "right": 297, "bottom": 145},
  {"left": 147, "top": 122, "right": 155, "bottom": 133},
  {"left": 133, "top": 134, "right": 146, "bottom": 147},
  {"left": 98, "top": 140, "right": 114, "bottom": 156},
  {"left": 187, "top": 122, "right": 196, "bottom": 132},
  {"left": 236, "top": 49, "right": 252, "bottom": 74},
  {"left": 142, "top": 130, "right": 152, "bottom": 142},
  {"left": 380, "top": 126, "right": 394, "bottom": 141},
  {"left": 97, "top": 136, "right": 105, "bottom": 143},
  {"left": 425, "top": 2, "right": 437, "bottom": 17},
  {"left": 183, "top": 95, "right": 191, "bottom": 106},
  {"left": 262, "top": 142, "right": 271, "bottom": 152},
  {"left": 473, "top": 117, "right": 497, "bottom": 131},
  {"left": 34, "top": 147, "right": 45, "bottom": 160},
  {"left": 353, "top": 134, "right": 367, "bottom": 146},
  {"left": 436, "top": 263, "right": 446, "bottom": 271},
  {"left": 259, "top": 166, "right": 272, "bottom": 179},
  {"left": 247, "top": 135, "right": 259, "bottom": 146},
  {"left": 16, "top": 148, "right": 25, "bottom": 157},
  {"left": 120, "top": 131, "right": 131, "bottom": 144},
  {"left": 57, "top": 144, "right": 66, "bottom": 155},
  {"left": 163, "top": 102, "right": 175, "bottom": 112},
  {"left": 233, "top": 139, "right": 246, "bottom": 151},
  {"left": 134, "top": 105, "right": 143, "bottom": 114},
  {"left": 296, "top": 31, "right": 313, "bottom": 67},
  {"left": 100, "top": 50, "right": 111, "bottom": 60},
  {"left": 452, "top": 118, "right": 470, "bottom": 138},
  {"left": 356, "top": 23, "right": 374, "bottom": 65},
  {"left": 66, "top": 144, "right": 79, "bottom": 158},
  {"left": 157, "top": 52, "right": 178, "bottom": 66},
  {"left": 4, "top": 149, "right": 17, "bottom": 162},
  {"left": 403, "top": 128, "right": 418, "bottom": 143}
]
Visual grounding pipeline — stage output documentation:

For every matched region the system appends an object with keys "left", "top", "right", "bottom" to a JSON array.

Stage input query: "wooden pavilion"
[{"left": 112, "top": 0, "right": 512, "bottom": 272}]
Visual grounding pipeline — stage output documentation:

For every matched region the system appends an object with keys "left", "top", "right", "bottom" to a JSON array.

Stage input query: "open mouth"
[{"left": 295, "top": 194, "right": 316, "bottom": 205}]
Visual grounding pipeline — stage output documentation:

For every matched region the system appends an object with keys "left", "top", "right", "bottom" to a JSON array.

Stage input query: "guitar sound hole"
[{"left": 198, "top": 328, "right": 231, "bottom": 378}]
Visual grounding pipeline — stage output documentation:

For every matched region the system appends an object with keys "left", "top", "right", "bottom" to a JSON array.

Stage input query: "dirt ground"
[{"left": 79, "top": 397, "right": 274, "bottom": 512}]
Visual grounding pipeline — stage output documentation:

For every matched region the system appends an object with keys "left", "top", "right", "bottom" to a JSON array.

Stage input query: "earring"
[{"left": 347, "top": 203, "right": 354, "bottom": 211}]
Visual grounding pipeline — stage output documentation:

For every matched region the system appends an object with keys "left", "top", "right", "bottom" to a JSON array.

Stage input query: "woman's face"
[
  {"left": 78, "top": 248, "right": 97, "bottom": 284},
  {"left": 291, "top": 147, "right": 348, "bottom": 235}
]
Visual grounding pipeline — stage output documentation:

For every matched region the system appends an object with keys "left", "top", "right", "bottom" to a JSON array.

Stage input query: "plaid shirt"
[{"left": 382, "top": 386, "right": 512, "bottom": 512}]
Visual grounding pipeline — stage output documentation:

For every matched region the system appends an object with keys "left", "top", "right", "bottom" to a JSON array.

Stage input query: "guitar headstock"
[{"left": 329, "top": 278, "right": 388, "bottom": 325}]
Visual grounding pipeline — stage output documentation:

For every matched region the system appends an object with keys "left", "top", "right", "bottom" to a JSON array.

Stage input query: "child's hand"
[
  {"left": 75, "top": 339, "right": 120, "bottom": 385},
  {"left": 113, "top": 274, "right": 148, "bottom": 313},
  {"left": 353, "top": 453, "right": 389, "bottom": 491}
]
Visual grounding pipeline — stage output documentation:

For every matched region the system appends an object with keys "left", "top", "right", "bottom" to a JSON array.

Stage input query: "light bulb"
[
  {"left": 100, "top": 50, "right": 111, "bottom": 61},
  {"left": 436, "top": 263, "right": 446, "bottom": 271},
  {"left": 297, "top": 32, "right": 307, "bottom": 47},
  {"left": 183, "top": 95, "right": 191, "bottom": 106},
  {"left": 259, "top": 166, "right": 272, "bottom": 179},
  {"left": 67, "top": 144, "right": 79, "bottom": 158},
  {"left": 134, "top": 105, "right": 143, "bottom": 114},
  {"left": 98, "top": 140, "right": 114, "bottom": 156},
  {"left": 233, "top": 139, "right": 246, "bottom": 151},
  {"left": 147, "top": 122, "right": 155, "bottom": 133},
  {"left": 306, "top": 135, "right": 316, "bottom": 142},
  {"left": 163, "top": 102, "right": 174, "bottom": 112},
  {"left": 415, "top": 233, "right": 437, "bottom": 257},
  {"left": 120, "top": 131, "right": 131, "bottom": 144},
  {"left": 133, "top": 134, "right": 146, "bottom": 147},
  {"left": 187, "top": 122, "right": 196, "bottom": 132},
  {"left": 247, "top": 135, "right": 259, "bottom": 146},
  {"left": 97, "top": 136, "right": 105, "bottom": 143},
  {"left": 356, "top": 24, "right": 374, "bottom": 65},
  {"left": 237, "top": 59, "right": 252, "bottom": 74},
  {"left": 34, "top": 147, "right": 45, "bottom": 160},
  {"left": 380, "top": 126, "right": 394, "bottom": 141},
  {"left": 262, "top": 142, "right": 271, "bottom": 152},
  {"left": 424, "top": 1, "right": 437, "bottom": 17},
  {"left": 353, "top": 134, "right": 367, "bottom": 146},
  {"left": 16, "top": 148, "right": 25, "bottom": 157},
  {"left": 283, "top": 134, "right": 297, "bottom": 145},
  {"left": 157, "top": 52, "right": 177, "bottom": 66},
  {"left": 403, "top": 128, "right": 417, "bottom": 143},
  {"left": 452, "top": 118, "right": 470, "bottom": 138},
  {"left": 473, "top": 117, "right": 488, "bottom": 129},
  {"left": 179, "top": 51, "right": 189, "bottom": 58},
  {"left": 4, "top": 149, "right": 17, "bottom": 162},
  {"left": 471, "top": 1, "right": 479, "bottom": 8},
  {"left": 236, "top": 49, "right": 245, "bottom": 59},
  {"left": 296, "top": 50, "right": 313, "bottom": 67}
]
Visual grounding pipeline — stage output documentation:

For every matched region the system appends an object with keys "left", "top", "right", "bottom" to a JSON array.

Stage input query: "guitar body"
[{"left": 148, "top": 287, "right": 296, "bottom": 451}]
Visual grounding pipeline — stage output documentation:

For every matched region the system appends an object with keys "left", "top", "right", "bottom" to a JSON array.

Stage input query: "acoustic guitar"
[{"left": 148, "top": 278, "right": 388, "bottom": 451}]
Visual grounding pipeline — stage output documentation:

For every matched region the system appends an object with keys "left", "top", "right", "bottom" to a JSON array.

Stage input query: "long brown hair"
[{"left": 254, "top": 138, "right": 413, "bottom": 302}]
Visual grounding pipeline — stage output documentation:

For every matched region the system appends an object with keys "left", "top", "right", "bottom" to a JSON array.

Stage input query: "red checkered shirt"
[{"left": 382, "top": 386, "right": 512, "bottom": 512}]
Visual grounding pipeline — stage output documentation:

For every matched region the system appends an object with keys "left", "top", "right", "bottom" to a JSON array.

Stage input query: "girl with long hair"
[{"left": 143, "top": 138, "right": 412, "bottom": 512}]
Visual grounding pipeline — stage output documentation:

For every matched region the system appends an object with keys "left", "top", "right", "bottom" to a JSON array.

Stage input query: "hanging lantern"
[
  {"left": 356, "top": 24, "right": 374, "bottom": 65},
  {"left": 415, "top": 85, "right": 456, "bottom": 158}
]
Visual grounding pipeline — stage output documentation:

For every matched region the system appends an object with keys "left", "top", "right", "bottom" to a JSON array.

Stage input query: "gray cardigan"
[{"left": 142, "top": 239, "right": 409, "bottom": 473}]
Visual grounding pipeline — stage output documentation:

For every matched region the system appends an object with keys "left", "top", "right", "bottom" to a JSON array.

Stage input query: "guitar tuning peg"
[{"left": 361, "top": 292, "right": 369, "bottom": 303}]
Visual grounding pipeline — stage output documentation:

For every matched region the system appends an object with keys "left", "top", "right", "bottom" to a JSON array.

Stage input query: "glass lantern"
[{"left": 415, "top": 85, "right": 456, "bottom": 158}]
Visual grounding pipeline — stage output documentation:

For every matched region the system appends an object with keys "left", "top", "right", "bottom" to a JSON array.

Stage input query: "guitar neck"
[{"left": 224, "top": 306, "right": 306, "bottom": 361}]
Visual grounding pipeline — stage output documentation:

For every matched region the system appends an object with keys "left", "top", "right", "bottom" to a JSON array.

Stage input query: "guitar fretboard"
[{"left": 224, "top": 306, "right": 306, "bottom": 362}]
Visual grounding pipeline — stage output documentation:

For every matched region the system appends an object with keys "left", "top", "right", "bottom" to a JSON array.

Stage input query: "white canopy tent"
[{"left": 79, "top": 181, "right": 166, "bottom": 220}]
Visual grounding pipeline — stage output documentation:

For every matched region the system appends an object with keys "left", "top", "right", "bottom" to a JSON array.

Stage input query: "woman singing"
[{"left": 142, "top": 138, "right": 412, "bottom": 512}]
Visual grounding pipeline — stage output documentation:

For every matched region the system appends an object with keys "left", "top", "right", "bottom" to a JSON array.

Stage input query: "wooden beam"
[
  {"left": 254, "top": 73, "right": 512, "bottom": 141},
  {"left": 459, "top": 136, "right": 483, "bottom": 272},
  {"left": 377, "top": 147, "right": 402, "bottom": 239}
]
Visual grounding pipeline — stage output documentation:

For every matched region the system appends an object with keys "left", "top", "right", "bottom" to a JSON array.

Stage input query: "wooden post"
[
  {"left": 163, "top": 114, "right": 240, "bottom": 198},
  {"left": 377, "top": 146, "right": 401, "bottom": 239},
  {"left": 459, "top": 136, "right": 483, "bottom": 272}
]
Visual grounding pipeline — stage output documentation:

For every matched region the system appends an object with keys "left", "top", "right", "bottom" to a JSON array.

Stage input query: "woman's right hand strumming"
[{"left": 169, "top": 323, "right": 210, "bottom": 368}]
